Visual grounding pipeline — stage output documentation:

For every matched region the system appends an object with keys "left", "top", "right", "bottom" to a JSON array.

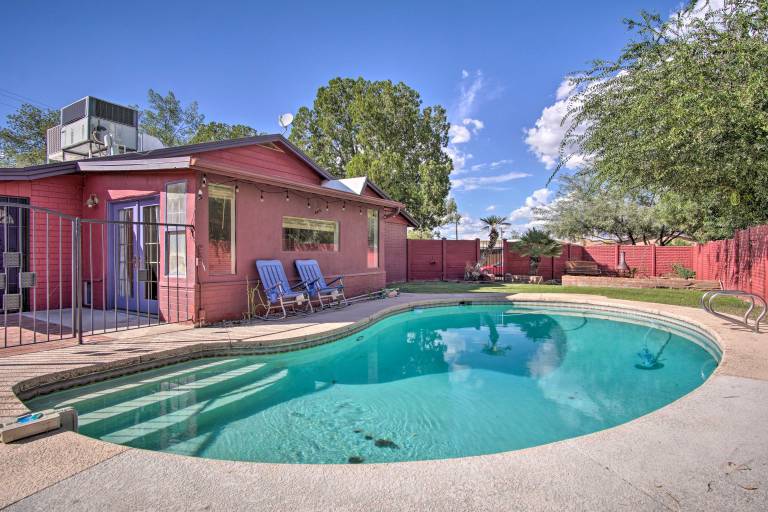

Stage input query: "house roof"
[{"left": 0, "top": 134, "right": 419, "bottom": 226}]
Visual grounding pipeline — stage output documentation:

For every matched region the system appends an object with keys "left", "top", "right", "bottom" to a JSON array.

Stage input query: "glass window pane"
[
  {"left": 208, "top": 184, "right": 235, "bottom": 274},
  {"left": 282, "top": 216, "right": 339, "bottom": 252},
  {"left": 166, "top": 231, "right": 187, "bottom": 277},
  {"left": 166, "top": 182, "right": 186, "bottom": 225},
  {"left": 367, "top": 209, "right": 379, "bottom": 268}
]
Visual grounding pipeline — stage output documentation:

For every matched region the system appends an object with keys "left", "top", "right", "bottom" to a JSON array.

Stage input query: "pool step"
[
  {"left": 50, "top": 359, "right": 239, "bottom": 410},
  {"left": 78, "top": 362, "right": 269, "bottom": 428},
  {"left": 100, "top": 369, "right": 289, "bottom": 445}
]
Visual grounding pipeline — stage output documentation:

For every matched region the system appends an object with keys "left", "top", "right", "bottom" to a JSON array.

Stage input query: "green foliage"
[
  {"left": 407, "top": 227, "right": 438, "bottom": 240},
  {"left": 0, "top": 103, "right": 59, "bottom": 167},
  {"left": 536, "top": 173, "right": 708, "bottom": 244},
  {"left": 289, "top": 77, "right": 453, "bottom": 230},
  {"left": 190, "top": 122, "right": 261, "bottom": 144},
  {"left": 141, "top": 89, "right": 204, "bottom": 147},
  {"left": 510, "top": 228, "right": 562, "bottom": 275},
  {"left": 671, "top": 263, "right": 696, "bottom": 279},
  {"left": 558, "top": 0, "right": 768, "bottom": 238}
]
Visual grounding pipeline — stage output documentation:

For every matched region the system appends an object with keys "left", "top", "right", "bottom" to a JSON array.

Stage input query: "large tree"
[
  {"left": 190, "top": 122, "right": 261, "bottom": 144},
  {"left": 558, "top": 0, "right": 768, "bottom": 237},
  {"left": 536, "top": 174, "right": 707, "bottom": 244},
  {"left": 0, "top": 103, "right": 59, "bottom": 166},
  {"left": 141, "top": 89, "right": 204, "bottom": 147},
  {"left": 289, "top": 77, "right": 453, "bottom": 230}
]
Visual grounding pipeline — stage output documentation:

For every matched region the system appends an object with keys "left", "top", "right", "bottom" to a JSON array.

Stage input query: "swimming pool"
[{"left": 26, "top": 303, "right": 719, "bottom": 464}]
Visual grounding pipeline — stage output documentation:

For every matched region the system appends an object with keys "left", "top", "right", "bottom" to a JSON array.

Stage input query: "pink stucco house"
[{"left": 0, "top": 134, "right": 416, "bottom": 328}]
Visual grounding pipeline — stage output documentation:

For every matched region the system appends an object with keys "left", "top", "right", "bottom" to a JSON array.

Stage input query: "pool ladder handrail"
[{"left": 700, "top": 289, "right": 767, "bottom": 333}]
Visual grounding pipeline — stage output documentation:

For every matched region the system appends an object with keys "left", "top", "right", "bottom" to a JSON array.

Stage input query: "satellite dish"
[{"left": 278, "top": 113, "right": 294, "bottom": 132}]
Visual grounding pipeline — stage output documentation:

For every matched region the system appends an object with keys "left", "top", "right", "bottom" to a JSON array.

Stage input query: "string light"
[
  {"left": 307, "top": 198, "right": 311, "bottom": 209},
  {"left": 197, "top": 189, "right": 203, "bottom": 200},
  {"left": 359, "top": 206, "right": 363, "bottom": 215},
  {"left": 325, "top": 201, "right": 329, "bottom": 212},
  {"left": 202, "top": 174, "right": 207, "bottom": 187},
  {"left": 342, "top": 201, "right": 346, "bottom": 211},
  {"left": 260, "top": 190, "right": 264, "bottom": 202},
  {"left": 285, "top": 192, "right": 290, "bottom": 202},
  {"left": 235, "top": 183, "right": 239, "bottom": 193}
]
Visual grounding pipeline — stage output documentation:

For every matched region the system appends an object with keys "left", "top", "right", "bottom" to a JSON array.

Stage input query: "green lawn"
[{"left": 395, "top": 281, "right": 753, "bottom": 317}]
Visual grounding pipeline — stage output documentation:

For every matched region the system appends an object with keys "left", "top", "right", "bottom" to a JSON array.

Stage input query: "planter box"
[{"left": 561, "top": 275, "right": 720, "bottom": 290}]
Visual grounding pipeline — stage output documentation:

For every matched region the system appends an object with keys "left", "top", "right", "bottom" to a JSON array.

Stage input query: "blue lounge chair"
[
  {"left": 255, "top": 260, "right": 314, "bottom": 319},
  {"left": 295, "top": 259, "right": 347, "bottom": 309}
]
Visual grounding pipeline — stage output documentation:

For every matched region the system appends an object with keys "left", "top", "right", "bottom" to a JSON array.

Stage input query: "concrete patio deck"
[{"left": 0, "top": 292, "right": 766, "bottom": 511}]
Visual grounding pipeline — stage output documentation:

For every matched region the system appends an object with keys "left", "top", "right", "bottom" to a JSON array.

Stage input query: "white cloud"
[
  {"left": 457, "top": 70, "right": 484, "bottom": 119},
  {"left": 555, "top": 78, "right": 576, "bottom": 100},
  {"left": 471, "top": 158, "right": 513, "bottom": 172},
  {"left": 451, "top": 171, "right": 530, "bottom": 192},
  {"left": 508, "top": 188, "right": 554, "bottom": 232},
  {"left": 461, "top": 69, "right": 469, "bottom": 79},
  {"left": 463, "top": 118, "right": 484, "bottom": 134},
  {"left": 485, "top": 205, "right": 496, "bottom": 211},
  {"left": 449, "top": 124, "right": 472, "bottom": 144},
  {"left": 444, "top": 145, "right": 472, "bottom": 174},
  {"left": 524, "top": 78, "right": 588, "bottom": 170}
]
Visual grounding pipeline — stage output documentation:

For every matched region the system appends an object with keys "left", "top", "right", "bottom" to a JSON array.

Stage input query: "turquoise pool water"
[{"left": 26, "top": 304, "right": 719, "bottom": 464}]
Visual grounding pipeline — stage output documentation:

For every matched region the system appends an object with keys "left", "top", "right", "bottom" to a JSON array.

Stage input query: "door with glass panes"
[{"left": 109, "top": 198, "right": 159, "bottom": 314}]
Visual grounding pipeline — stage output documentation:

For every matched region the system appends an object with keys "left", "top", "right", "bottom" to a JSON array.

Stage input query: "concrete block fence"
[{"left": 406, "top": 227, "right": 768, "bottom": 297}]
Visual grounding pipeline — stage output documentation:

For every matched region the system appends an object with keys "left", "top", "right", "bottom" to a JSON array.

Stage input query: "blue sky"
[{"left": 1, "top": 0, "right": 681, "bottom": 237}]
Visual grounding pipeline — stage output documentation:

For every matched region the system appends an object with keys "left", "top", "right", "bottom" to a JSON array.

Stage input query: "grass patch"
[{"left": 395, "top": 281, "right": 753, "bottom": 317}]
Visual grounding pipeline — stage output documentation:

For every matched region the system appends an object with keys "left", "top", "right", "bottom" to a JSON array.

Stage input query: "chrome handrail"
[{"left": 700, "top": 289, "right": 767, "bottom": 333}]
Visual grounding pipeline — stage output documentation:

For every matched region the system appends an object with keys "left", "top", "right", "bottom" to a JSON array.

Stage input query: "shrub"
[{"left": 671, "top": 263, "right": 696, "bottom": 279}]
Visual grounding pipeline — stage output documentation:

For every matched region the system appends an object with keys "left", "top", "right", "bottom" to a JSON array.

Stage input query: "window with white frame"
[
  {"left": 165, "top": 181, "right": 187, "bottom": 277},
  {"left": 208, "top": 184, "right": 236, "bottom": 274},
  {"left": 367, "top": 209, "right": 379, "bottom": 268}
]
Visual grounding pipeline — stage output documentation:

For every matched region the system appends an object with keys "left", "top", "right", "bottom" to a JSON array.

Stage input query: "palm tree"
[
  {"left": 442, "top": 198, "right": 463, "bottom": 240},
  {"left": 479, "top": 215, "right": 511, "bottom": 251},
  {"left": 510, "top": 228, "right": 562, "bottom": 276}
]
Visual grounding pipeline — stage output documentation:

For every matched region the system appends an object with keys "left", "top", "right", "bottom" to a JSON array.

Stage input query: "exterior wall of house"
[
  {"left": 0, "top": 176, "right": 82, "bottom": 310},
  {"left": 0, "top": 172, "right": 197, "bottom": 321},
  {"left": 383, "top": 215, "right": 408, "bottom": 283},
  {"left": 195, "top": 174, "right": 387, "bottom": 323},
  {"left": 78, "top": 171, "right": 197, "bottom": 322},
  {"left": 0, "top": 142, "right": 414, "bottom": 326}
]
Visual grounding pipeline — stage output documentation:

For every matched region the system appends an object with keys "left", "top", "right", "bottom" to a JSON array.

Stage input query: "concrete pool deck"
[{"left": 0, "top": 292, "right": 766, "bottom": 511}]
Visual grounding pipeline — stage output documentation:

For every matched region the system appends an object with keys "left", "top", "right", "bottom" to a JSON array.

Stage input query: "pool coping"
[{"left": 1, "top": 292, "right": 767, "bottom": 511}]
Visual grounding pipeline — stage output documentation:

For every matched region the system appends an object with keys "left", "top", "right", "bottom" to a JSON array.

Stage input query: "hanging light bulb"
[
  {"left": 260, "top": 190, "right": 264, "bottom": 202},
  {"left": 202, "top": 174, "right": 207, "bottom": 187},
  {"left": 285, "top": 192, "right": 290, "bottom": 202},
  {"left": 307, "top": 198, "right": 311, "bottom": 209},
  {"left": 197, "top": 189, "right": 203, "bottom": 200},
  {"left": 325, "top": 201, "right": 329, "bottom": 212},
  {"left": 235, "top": 183, "right": 240, "bottom": 193},
  {"left": 359, "top": 206, "right": 363, "bottom": 215},
  {"left": 342, "top": 201, "right": 346, "bottom": 211}
]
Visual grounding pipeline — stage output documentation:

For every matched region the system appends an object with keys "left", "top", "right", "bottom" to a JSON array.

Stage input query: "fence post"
[
  {"left": 73, "top": 217, "right": 83, "bottom": 344},
  {"left": 651, "top": 244, "right": 657, "bottom": 277},
  {"left": 406, "top": 239, "right": 412, "bottom": 282},
  {"left": 614, "top": 244, "right": 620, "bottom": 268},
  {"left": 475, "top": 238, "right": 481, "bottom": 263},
  {"left": 502, "top": 239, "right": 508, "bottom": 277},
  {"left": 441, "top": 238, "right": 447, "bottom": 281}
]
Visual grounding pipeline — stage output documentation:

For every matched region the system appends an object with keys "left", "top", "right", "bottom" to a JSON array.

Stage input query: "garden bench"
[{"left": 565, "top": 260, "right": 601, "bottom": 276}]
